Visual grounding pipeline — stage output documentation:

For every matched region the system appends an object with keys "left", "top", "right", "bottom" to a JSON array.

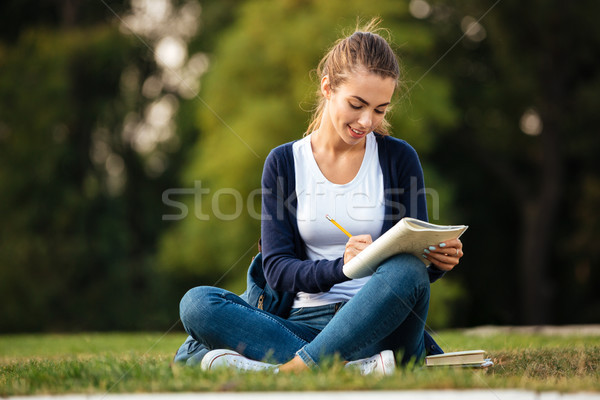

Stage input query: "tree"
[
  {"left": 429, "top": 0, "right": 600, "bottom": 324},
  {"left": 0, "top": 0, "right": 212, "bottom": 331}
]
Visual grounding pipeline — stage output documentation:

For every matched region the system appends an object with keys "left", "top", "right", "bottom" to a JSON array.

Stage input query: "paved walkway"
[
  {"left": 462, "top": 325, "right": 600, "bottom": 336},
  {"left": 7, "top": 391, "right": 600, "bottom": 400}
]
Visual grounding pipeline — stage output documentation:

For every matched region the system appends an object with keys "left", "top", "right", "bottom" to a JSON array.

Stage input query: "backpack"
[{"left": 242, "top": 252, "right": 295, "bottom": 318}]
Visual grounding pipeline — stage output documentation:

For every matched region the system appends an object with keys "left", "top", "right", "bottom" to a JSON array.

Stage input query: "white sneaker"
[
  {"left": 345, "top": 350, "right": 396, "bottom": 375},
  {"left": 200, "top": 349, "right": 279, "bottom": 373}
]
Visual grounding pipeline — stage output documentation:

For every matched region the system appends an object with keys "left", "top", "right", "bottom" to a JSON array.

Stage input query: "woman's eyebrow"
[{"left": 351, "top": 96, "right": 390, "bottom": 108}]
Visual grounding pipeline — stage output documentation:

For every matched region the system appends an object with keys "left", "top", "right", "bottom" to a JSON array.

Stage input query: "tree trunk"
[
  {"left": 59, "top": 0, "right": 79, "bottom": 27},
  {"left": 517, "top": 114, "right": 563, "bottom": 324}
]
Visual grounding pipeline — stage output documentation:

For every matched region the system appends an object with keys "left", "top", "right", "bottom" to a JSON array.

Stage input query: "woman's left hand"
[{"left": 422, "top": 238, "right": 463, "bottom": 271}]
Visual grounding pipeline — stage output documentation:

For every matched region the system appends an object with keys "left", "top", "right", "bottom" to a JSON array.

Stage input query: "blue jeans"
[{"left": 176, "top": 254, "right": 430, "bottom": 367}]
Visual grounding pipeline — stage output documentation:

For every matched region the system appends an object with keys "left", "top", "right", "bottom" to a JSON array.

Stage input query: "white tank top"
[{"left": 292, "top": 132, "right": 385, "bottom": 308}]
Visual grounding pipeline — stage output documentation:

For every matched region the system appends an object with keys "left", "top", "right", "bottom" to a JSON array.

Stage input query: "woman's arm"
[
  {"left": 260, "top": 148, "right": 350, "bottom": 293},
  {"left": 383, "top": 136, "right": 453, "bottom": 282}
]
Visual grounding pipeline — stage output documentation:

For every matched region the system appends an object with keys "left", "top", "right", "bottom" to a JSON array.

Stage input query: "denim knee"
[
  {"left": 376, "top": 254, "right": 430, "bottom": 291},
  {"left": 179, "top": 286, "right": 220, "bottom": 336}
]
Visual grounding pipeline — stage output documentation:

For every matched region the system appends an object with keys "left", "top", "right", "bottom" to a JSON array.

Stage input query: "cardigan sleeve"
[
  {"left": 260, "top": 147, "right": 351, "bottom": 293},
  {"left": 381, "top": 136, "right": 446, "bottom": 283},
  {"left": 397, "top": 144, "right": 446, "bottom": 282},
  {"left": 389, "top": 138, "right": 429, "bottom": 222}
]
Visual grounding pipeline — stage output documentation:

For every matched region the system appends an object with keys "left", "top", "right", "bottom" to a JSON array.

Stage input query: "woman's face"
[{"left": 321, "top": 69, "right": 396, "bottom": 146}]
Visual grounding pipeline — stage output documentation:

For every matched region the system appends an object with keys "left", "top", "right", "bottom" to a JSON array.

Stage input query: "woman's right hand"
[{"left": 343, "top": 234, "right": 373, "bottom": 264}]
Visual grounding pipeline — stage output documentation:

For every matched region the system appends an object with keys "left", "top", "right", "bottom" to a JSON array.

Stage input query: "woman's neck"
[
  {"left": 311, "top": 122, "right": 366, "bottom": 156},
  {"left": 309, "top": 122, "right": 368, "bottom": 185}
]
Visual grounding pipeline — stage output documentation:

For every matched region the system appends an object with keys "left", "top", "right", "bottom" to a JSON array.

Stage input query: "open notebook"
[{"left": 342, "top": 217, "right": 468, "bottom": 279}]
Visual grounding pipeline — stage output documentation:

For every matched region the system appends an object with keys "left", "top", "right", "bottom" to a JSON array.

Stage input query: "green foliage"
[
  {"left": 0, "top": 26, "right": 175, "bottom": 332},
  {"left": 428, "top": 278, "right": 467, "bottom": 329},
  {"left": 3, "top": 0, "right": 599, "bottom": 333},
  {"left": 158, "top": 0, "right": 460, "bottom": 299},
  {"left": 427, "top": 0, "right": 600, "bottom": 324}
]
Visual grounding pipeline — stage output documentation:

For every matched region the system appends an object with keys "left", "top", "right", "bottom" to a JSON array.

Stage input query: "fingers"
[
  {"left": 438, "top": 238, "right": 463, "bottom": 250},
  {"left": 344, "top": 234, "right": 372, "bottom": 264},
  {"left": 346, "top": 235, "right": 372, "bottom": 253},
  {"left": 423, "top": 243, "right": 462, "bottom": 259},
  {"left": 424, "top": 252, "right": 459, "bottom": 271},
  {"left": 422, "top": 238, "right": 463, "bottom": 271},
  {"left": 348, "top": 234, "right": 373, "bottom": 244}
]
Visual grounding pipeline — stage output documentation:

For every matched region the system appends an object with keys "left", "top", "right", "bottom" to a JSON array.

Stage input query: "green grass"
[{"left": 1, "top": 330, "right": 599, "bottom": 396}]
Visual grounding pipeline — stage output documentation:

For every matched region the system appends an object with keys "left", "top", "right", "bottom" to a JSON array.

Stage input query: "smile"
[{"left": 348, "top": 125, "right": 366, "bottom": 138}]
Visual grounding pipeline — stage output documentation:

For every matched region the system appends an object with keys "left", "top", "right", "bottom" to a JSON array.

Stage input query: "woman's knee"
[
  {"left": 377, "top": 254, "right": 429, "bottom": 287},
  {"left": 179, "top": 286, "right": 222, "bottom": 329}
]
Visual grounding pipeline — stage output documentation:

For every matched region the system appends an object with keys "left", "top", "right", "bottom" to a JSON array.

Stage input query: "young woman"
[{"left": 174, "top": 20, "right": 463, "bottom": 374}]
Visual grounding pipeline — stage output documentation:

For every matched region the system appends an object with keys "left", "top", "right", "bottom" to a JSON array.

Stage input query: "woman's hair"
[{"left": 305, "top": 18, "right": 401, "bottom": 136}]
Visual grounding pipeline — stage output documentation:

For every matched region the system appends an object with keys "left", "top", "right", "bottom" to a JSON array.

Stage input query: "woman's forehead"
[{"left": 338, "top": 70, "right": 396, "bottom": 103}]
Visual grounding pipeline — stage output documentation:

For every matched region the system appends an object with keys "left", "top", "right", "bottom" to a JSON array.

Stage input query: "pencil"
[{"left": 325, "top": 214, "right": 352, "bottom": 238}]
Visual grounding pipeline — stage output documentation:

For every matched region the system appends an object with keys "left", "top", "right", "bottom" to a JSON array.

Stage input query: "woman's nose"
[{"left": 358, "top": 111, "right": 372, "bottom": 128}]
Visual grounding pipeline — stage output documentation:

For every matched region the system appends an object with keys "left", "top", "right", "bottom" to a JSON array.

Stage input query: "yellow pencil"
[{"left": 325, "top": 214, "right": 352, "bottom": 238}]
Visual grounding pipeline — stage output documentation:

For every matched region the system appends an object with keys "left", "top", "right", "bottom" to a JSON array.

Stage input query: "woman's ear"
[{"left": 321, "top": 75, "right": 332, "bottom": 100}]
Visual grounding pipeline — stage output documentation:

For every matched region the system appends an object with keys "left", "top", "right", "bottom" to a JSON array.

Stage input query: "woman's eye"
[
  {"left": 375, "top": 109, "right": 385, "bottom": 115},
  {"left": 349, "top": 103, "right": 361, "bottom": 110}
]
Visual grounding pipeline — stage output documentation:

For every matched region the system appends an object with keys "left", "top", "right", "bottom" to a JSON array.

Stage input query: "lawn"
[{"left": 1, "top": 330, "right": 598, "bottom": 396}]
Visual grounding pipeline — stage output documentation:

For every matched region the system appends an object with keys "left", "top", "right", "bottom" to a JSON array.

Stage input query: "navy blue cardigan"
[{"left": 260, "top": 134, "right": 446, "bottom": 294}]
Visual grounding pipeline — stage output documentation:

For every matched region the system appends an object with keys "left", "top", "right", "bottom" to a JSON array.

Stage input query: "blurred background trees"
[
  {"left": 0, "top": 0, "right": 598, "bottom": 332},
  {"left": 428, "top": 0, "right": 600, "bottom": 325},
  {"left": 0, "top": 0, "right": 209, "bottom": 331}
]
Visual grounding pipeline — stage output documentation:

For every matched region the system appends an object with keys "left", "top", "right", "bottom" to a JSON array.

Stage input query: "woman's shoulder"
[
  {"left": 263, "top": 138, "right": 301, "bottom": 174},
  {"left": 265, "top": 138, "right": 301, "bottom": 162},
  {"left": 374, "top": 133, "right": 420, "bottom": 159}
]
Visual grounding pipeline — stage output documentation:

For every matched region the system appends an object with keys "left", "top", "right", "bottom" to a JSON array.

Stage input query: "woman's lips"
[{"left": 348, "top": 125, "right": 366, "bottom": 138}]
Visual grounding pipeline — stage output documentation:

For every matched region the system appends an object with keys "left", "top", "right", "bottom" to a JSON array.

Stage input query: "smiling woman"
[
  {"left": 320, "top": 70, "right": 395, "bottom": 142},
  {"left": 306, "top": 24, "right": 401, "bottom": 138},
  {"left": 174, "top": 18, "right": 463, "bottom": 375},
  {"left": 311, "top": 70, "right": 396, "bottom": 184}
]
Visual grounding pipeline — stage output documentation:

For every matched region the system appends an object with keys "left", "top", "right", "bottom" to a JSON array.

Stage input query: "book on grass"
[
  {"left": 425, "top": 350, "right": 492, "bottom": 367},
  {"left": 342, "top": 217, "right": 468, "bottom": 279}
]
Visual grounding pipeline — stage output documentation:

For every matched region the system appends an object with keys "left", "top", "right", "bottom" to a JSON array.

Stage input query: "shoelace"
[{"left": 359, "top": 358, "right": 378, "bottom": 374}]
